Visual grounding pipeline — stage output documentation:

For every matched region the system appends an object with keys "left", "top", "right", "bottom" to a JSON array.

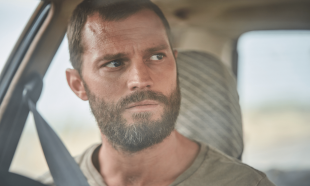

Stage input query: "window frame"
[{"left": 0, "top": 0, "right": 78, "bottom": 172}]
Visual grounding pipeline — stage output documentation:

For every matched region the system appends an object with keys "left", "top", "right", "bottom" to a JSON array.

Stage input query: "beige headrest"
[{"left": 176, "top": 51, "right": 243, "bottom": 159}]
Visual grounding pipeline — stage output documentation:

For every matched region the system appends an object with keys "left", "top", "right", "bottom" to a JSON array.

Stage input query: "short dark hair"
[{"left": 67, "top": 0, "right": 172, "bottom": 74}]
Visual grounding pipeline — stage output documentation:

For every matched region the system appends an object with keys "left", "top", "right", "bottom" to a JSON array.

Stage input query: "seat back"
[{"left": 176, "top": 51, "right": 243, "bottom": 159}]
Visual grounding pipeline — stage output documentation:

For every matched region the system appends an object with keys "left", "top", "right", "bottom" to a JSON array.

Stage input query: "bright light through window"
[
  {"left": 238, "top": 31, "right": 310, "bottom": 171},
  {"left": 0, "top": 0, "right": 40, "bottom": 74}
]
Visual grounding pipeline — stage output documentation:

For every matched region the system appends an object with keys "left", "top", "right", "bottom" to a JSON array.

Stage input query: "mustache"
[{"left": 116, "top": 90, "right": 169, "bottom": 110}]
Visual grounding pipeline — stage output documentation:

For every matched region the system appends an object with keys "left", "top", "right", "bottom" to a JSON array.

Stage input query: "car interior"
[{"left": 0, "top": 0, "right": 310, "bottom": 185}]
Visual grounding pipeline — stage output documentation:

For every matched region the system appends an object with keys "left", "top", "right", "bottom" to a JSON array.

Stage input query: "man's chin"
[
  {"left": 110, "top": 127, "right": 175, "bottom": 154},
  {"left": 88, "top": 86, "right": 181, "bottom": 153},
  {"left": 101, "top": 116, "right": 176, "bottom": 153}
]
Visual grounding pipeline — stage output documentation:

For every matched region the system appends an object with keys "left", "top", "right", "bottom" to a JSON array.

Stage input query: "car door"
[{"left": 0, "top": 0, "right": 84, "bottom": 184}]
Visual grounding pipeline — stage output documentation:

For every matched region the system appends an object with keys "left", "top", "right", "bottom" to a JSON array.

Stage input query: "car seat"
[{"left": 176, "top": 50, "right": 243, "bottom": 159}]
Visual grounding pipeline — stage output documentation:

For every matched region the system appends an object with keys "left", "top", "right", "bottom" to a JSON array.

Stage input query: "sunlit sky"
[
  {"left": 1, "top": 0, "right": 310, "bottom": 120},
  {"left": 238, "top": 31, "right": 310, "bottom": 109},
  {"left": 0, "top": 0, "right": 39, "bottom": 73}
]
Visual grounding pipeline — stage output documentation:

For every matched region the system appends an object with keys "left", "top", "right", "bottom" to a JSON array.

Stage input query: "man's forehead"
[
  {"left": 81, "top": 9, "right": 171, "bottom": 66},
  {"left": 82, "top": 9, "right": 170, "bottom": 54},
  {"left": 83, "top": 9, "right": 166, "bottom": 39}
]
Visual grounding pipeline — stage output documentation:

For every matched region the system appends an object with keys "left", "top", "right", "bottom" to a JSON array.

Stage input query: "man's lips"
[{"left": 125, "top": 100, "right": 159, "bottom": 109}]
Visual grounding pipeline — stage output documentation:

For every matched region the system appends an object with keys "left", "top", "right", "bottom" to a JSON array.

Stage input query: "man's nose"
[{"left": 127, "top": 61, "right": 153, "bottom": 91}]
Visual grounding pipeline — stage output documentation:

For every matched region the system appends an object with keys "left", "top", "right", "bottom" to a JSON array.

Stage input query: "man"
[{"left": 39, "top": 0, "right": 275, "bottom": 185}]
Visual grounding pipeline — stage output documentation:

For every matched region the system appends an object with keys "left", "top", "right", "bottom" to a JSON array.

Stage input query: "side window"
[
  {"left": 0, "top": 0, "right": 40, "bottom": 74},
  {"left": 10, "top": 37, "right": 101, "bottom": 179},
  {"left": 238, "top": 31, "right": 310, "bottom": 171}
]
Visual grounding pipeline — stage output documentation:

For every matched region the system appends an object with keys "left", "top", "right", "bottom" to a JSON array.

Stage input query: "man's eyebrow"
[
  {"left": 146, "top": 44, "right": 169, "bottom": 54},
  {"left": 98, "top": 53, "right": 128, "bottom": 62},
  {"left": 95, "top": 44, "right": 169, "bottom": 63}
]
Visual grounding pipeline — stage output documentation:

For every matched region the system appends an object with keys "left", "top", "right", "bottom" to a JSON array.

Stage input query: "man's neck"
[{"left": 96, "top": 130, "right": 199, "bottom": 186}]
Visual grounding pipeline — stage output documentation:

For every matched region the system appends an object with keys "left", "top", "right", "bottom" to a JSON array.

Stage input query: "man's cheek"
[{"left": 93, "top": 81, "right": 123, "bottom": 100}]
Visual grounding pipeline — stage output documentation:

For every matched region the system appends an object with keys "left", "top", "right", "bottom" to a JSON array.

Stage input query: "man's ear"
[
  {"left": 66, "top": 68, "right": 88, "bottom": 101},
  {"left": 173, "top": 49, "right": 178, "bottom": 59}
]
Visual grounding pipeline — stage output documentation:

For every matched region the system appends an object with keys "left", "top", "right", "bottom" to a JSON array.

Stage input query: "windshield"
[{"left": 0, "top": 0, "right": 39, "bottom": 75}]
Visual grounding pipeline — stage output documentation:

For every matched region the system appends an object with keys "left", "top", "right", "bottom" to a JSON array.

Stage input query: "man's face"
[{"left": 77, "top": 9, "right": 180, "bottom": 152}]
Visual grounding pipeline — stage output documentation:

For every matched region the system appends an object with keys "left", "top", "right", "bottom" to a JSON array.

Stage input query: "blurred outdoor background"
[{"left": 1, "top": 0, "right": 310, "bottom": 180}]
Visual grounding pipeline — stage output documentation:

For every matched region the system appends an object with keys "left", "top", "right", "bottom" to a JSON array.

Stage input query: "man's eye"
[
  {"left": 150, "top": 54, "right": 164, "bottom": 60},
  {"left": 105, "top": 61, "right": 122, "bottom": 68}
]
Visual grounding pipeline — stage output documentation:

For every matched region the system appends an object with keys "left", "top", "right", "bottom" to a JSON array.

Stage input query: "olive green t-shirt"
[{"left": 38, "top": 143, "right": 275, "bottom": 186}]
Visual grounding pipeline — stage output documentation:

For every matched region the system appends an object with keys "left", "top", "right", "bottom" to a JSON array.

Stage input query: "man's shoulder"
[
  {"left": 37, "top": 143, "right": 275, "bottom": 186},
  {"left": 37, "top": 143, "right": 101, "bottom": 186},
  {"left": 205, "top": 145, "right": 267, "bottom": 179},
  {"left": 206, "top": 144, "right": 266, "bottom": 177},
  {"left": 177, "top": 143, "right": 275, "bottom": 186}
]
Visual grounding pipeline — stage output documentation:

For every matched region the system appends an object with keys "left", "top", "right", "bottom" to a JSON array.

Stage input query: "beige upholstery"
[{"left": 175, "top": 51, "right": 243, "bottom": 159}]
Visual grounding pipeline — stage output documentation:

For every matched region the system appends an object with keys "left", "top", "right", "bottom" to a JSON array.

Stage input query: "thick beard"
[{"left": 85, "top": 84, "right": 181, "bottom": 153}]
